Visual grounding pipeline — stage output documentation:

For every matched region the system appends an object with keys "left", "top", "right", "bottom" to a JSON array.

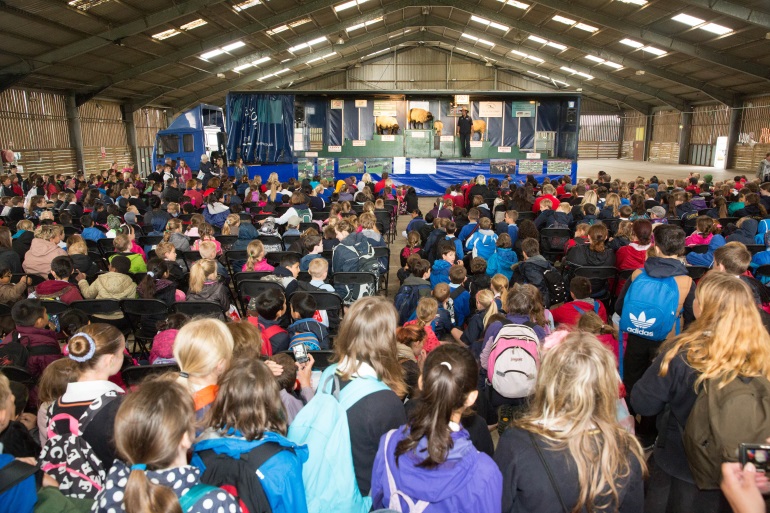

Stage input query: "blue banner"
[{"left": 226, "top": 93, "right": 294, "bottom": 164}]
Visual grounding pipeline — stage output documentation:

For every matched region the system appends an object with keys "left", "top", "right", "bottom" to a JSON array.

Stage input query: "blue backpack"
[
  {"left": 619, "top": 270, "right": 691, "bottom": 377},
  {"left": 394, "top": 284, "right": 430, "bottom": 325},
  {"left": 289, "top": 319, "right": 323, "bottom": 351},
  {"left": 287, "top": 364, "right": 389, "bottom": 513}
]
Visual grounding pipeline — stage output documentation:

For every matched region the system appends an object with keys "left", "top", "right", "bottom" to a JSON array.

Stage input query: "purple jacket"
[{"left": 371, "top": 425, "right": 502, "bottom": 513}]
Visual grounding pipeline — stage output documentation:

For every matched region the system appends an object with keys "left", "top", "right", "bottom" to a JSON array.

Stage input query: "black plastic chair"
[
  {"left": 40, "top": 301, "right": 70, "bottom": 316},
  {"left": 138, "top": 235, "right": 163, "bottom": 248},
  {"left": 121, "top": 363, "right": 180, "bottom": 388},
  {"left": 516, "top": 211, "right": 536, "bottom": 222},
  {"left": 686, "top": 266, "right": 710, "bottom": 280},
  {"left": 234, "top": 272, "right": 272, "bottom": 286},
  {"left": 299, "top": 222, "right": 317, "bottom": 232},
  {"left": 237, "top": 280, "right": 285, "bottom": 315},
  {"left": 215, "top": 235, "right": 238, "bottom": 250},
  {"left": 258, "top": 235, "right": 284, "bottom": 251},
  {"left": 745, "top": 244, "right": 765, "bottom": 255},
  {"left": 1, "top": 366, "right": 35, "bottom": 386},
  {"left": 754, "top": 265, "right": 770, "bottom": 282},
  {"left": 172, "top": 301, "right": 226, "bottom": 320},
  {"left": 719, "top": 217, "right": 740, "bottom": 227},
  {"left": 97, "top": 238, "right": 115, "bottom": 255},
  {"left": 11, "top": 274, "right": 45, "bottom": 287},
  {"left": 119, "top": 299, "right": 170, "bottom": 358},
  {"left": 373, "top": 246, "right": 391, "bottom": 294},
  {"left": 265, "top": 251, "right": 302, "bottom": 268},
  {"left": 573, "top": 266, "right": 617, "bottom": 305},
  {"left": 181, "top": 251, "right": 202, "bottom": 271},
  {"left": 539, "top": 228, "right": 572, "bottom": 262},
  {"left": 330, "top": 272, "right": 378, "bottom": 302},
  {"left": 283, "top": 235, "right": 300, "bottom": 250},
  {"left": 225, "top": 250, "right": 248, "bottom": 275},
  {"left": 685, "top": 244, "right": 709, "bottom": 255}
]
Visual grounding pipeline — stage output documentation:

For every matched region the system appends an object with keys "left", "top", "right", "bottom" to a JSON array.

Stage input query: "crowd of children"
[{"left": 0, "top": 167, "right": 768, "bottom": 513}]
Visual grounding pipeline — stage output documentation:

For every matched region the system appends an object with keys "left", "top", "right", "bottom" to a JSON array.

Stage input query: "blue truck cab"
[{"left": 152, "top": 104, "right": 227, "bottom": 172}]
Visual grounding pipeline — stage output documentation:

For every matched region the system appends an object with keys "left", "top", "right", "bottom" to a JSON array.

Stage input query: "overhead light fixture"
[
  {"left": 222, "top": 41, "right": 246, "bottom": 52},
  {"left": 67, "top": 0, "right": 110, "bottom": 10},
  {"left": 635, "top": 70, "right": 645, "bottom": 75},
  {"left": 461, "top": 33, "right": 495, "bottom": 46},
  {"left": 216, "top": 73, "right": 226, "bottom": 79},
  {"left": 307, "top": 52, "right": 337, "bottom": 64},
  {"left": 702, "top": 23, "right": 732, "bottom": 35},
  {"left": 346, "top": 17, "right": 383, "bottom": 32},
  {"left": 585, "top": 54, "right": 604, "bottom": 63},
  {"left": 152, "top": 29, "right": 179, "bottom": 40},
  {"left": 200, "top": 49, "right": 224, "bottom": 60},
  {"left": 485, "top": 61, "right": 494, "bottom": 67},
  {"left": 334, "top": 0, "right": 369, "bottom": 12},
  {"left": 619, "top": 38, "right": 644, "bottom": 48},
  {"left": 180, "top": 18, "right": 207, "bottom": 31},
  {"left": 528, "top": 35, "right": 547, "bottom": 44},
  {"left": 337, "top": 34, "right": 345, "bottom": 44},
  {"left": 552, "top": 15, "right": 576, "bottom": 25},
  {"left": 672, "top": 13, "right": 703, "bottom": 26},
  {"left": 641, "top": 46, "right": 667, "bottom": 55},
  {"left": 672, "top": 13, "right": 732, "bottom": 35},
  {"left": 266, "top": 24, "right": 289, "bottom": 35},
  {"left": 616, "top": 0, "right": 647, "bottom": 4},
  {"left": 233, "top": 0, "right": 260, "bottom": 12},
  {"left": 497, "top": 0, "right": 529, "bottom": 8},
  {"left": 575, "top": 23, "right": 598, "bottom": 32}
]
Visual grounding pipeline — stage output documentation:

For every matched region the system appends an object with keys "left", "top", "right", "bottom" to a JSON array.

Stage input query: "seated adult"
[{"left": 550, "top": 276, "right": 608, "bottom": 327}]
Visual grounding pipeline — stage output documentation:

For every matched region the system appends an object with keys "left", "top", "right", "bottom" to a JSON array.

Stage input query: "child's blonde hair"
[
  {"left": 114, "top": 233, "right": 131, "bottom": 252},
  {"left": 188, "top": 259, "right": 217, "bottom": 294},
  {"left": 557, "top": 202, "right": 572, "bottom": 214},
  {"left": 477, "top": 289, "right": 499, "bottom": 328},
  {"left": 221, "top": 214, "right": 240, "bottom": 236},
  {"left": 155, "top": 242, "right": 175, "bottom": 259},
  {"left": 415, "top": 297, "right": 438, "bottom": 328},
  {"left": 174, "top": 318, "right": 234, "bottom": 386},
  {"left": 540, "top": 198, "right": 553, "bottom": 209},
  {"left": 0, "top": 373, "right": 10, "bottom": 409},
  {"left": 432, "top": 283, "right": 450, "bottom": 303},
  {"left": 308, "top": 258, "right": 328, "bottom": 278},
  {"left": 574, "top": 223, "right": 590, "bottom": 237},
  {"left": 198, "top": 240, "right": 217, "bottom": 260},
  {"left": 245, "top": 240, "right": 266, "bottom": 271},
  {"left": 490, "top": 274, "right": 509, "bottom": 308},
  {"left": 163, "top": 219, "right": 184, "bottom": 242}
]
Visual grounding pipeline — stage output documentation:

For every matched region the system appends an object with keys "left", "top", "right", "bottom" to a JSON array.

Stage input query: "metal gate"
[
  {"left": 688, "top": 144, "right": 715, "bottom": 167},
  {"left": 137, "top": 147, "right": 153, "bottom": 176}
]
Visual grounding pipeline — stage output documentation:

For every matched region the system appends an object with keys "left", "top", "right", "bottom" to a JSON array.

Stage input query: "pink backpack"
[{"left": 487, "top": 323, "right": 541, "bottom": 399}]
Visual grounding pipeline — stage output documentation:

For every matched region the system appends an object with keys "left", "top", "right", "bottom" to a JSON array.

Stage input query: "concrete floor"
[{"left": 385, "top": 158, "right": 741, "bottom": 294}]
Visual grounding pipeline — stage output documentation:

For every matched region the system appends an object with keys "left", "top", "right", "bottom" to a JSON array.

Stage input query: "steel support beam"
[
  {"left": 0, "top": 0, "right": 231, "bottom": 80},
  {"left": 678, "top": 110, "right": 693, "bottom": 164},
  {"left": 676, "top": 0, "right": 770, "bottom": 30},
  {"left": 134, "top": 11, "right": 422, "bottom": 107},
  {"left": 725, "top": 106, "right": 742, "bottom": 169},
  {"left": 79, "top": 0, "right": 388, "bottom": 99},
  {"left": 121, "top": 104, "right": 139, "bottom": 169},
  {"left": 171, "top": 29, "right": 427, "bottom": 111},
  {"left": 433, "top": 0, "right": 737, "bottom": 105},
  {"left": 526, "top": 0, "right": 769, "bottom": 81},
  {"left": 434, "top": 19, "right": 688, "bottom": 111},
  {"left": 65, "top": 95, "right": 85, "bottom": 173}
]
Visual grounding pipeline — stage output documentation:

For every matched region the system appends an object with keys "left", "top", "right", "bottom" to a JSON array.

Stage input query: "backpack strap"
[
  {"left": 322, "top": 364, "right": 389, "bottom": 411},
  {"left": 450, "top": 285, "right": 465, "bottom": 300},
  {"left": 529, "top": 432, "right": 568, "bottom": 513},
  {"left": 261, "top": 324, "right": 286, "bottom": 339},
  {"left": 179, "top": 483, "right": 220, "bottom": 513},
  {"left": 0, "top": 460, "right": 37, "bottom": 496},
  {"left": 383, "top": 429, "right": 430, "bottom": 513},
  {"left": 242, "top": 441, "right": 294, "bottom": 471},
  {"left": 571, "top": 304, "right": 586, "bottom": 315}
]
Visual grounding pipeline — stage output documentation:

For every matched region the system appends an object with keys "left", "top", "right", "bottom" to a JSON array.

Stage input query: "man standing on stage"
[{"left": 457, "top": 107, "right": 473, "bottom": 158}]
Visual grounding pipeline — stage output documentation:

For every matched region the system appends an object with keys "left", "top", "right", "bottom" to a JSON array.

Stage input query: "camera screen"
[{"left": 747, "top": 449, "right": 769, "bottom": 469}]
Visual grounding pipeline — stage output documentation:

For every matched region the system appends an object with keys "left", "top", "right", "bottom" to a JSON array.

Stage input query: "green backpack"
[{"left": 295, "top": 208, "right": 312, "bottom": 223}]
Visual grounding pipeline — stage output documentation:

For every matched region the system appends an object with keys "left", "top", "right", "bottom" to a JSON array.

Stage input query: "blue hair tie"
[
  {"left": 68, "top": 332, "right": 96, "bottom": 363},
  {"left": 130, "top": 463, "right": 147, "bottom": 471}
]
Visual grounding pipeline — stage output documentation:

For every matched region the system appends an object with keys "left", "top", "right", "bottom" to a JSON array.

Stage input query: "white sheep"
[
  {"left": 375, "top": 116, "right": 400, "bottom": 135},
  {"left": 407, "top": 108, "right": 434, "bottom": 129}
]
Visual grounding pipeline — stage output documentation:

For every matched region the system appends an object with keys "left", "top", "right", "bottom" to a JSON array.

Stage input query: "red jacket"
[
  {"left": 615, "top": 244, "right": 648, "bottom": 272},
  {"left": 34, "top": 280, "right": 83, "bottom": 304},
  {"left": 550, "top": 300, "right": 608, "bottom": 327},
  {"left": 533, "top": 194, "right": 560, "bottom": 213},
  {"left": 1, "top": 326, "right": 62, "bottom": 380}
]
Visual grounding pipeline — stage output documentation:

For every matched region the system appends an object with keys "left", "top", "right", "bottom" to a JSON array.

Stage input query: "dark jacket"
[
  {"left": 725, "top": 218, "right": 758, "bottom": 245},
  {"left": 70, "top": 253, "right": 100, "bottom": 280},
  {"left": 565, "top": 244, "right": 617, "bottom": 293},
  {"left": 534, "top": 210, "right": 572, "bottom": 230},
  {"left": 630, "top": 351, "right": 697, "bottom": 482},
  {"left": 495, "top": 427, "right": 644, "bottom": 513},
  {"left": 331, "top": 232, "right": 373, "bottom": 301},
  {"left": 0, "top": 246, "right": 22, "bottom": 274},
  {"left": 1, "top": 326, "right": 62, "bottom": 379},
  {"left": 423, "top": 228, "right": 447, "bottom": 263},
  {"left": 12, "top": 231, "right": 34, "bottom": 262},
  {"left": 734, "top": 204, "right": 766, "bottom": 219},
  {"left": 514, "top": 255, "right": 553, "bottom": 306},
  {"left": 187, "top": 281, "right": 230, "bottom": 313},
  {"left": 232, "top": 222, "right": 259, "bottom": 252}
]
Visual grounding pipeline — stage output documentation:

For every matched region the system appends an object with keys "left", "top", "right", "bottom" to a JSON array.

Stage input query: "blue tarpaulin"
[{"left": 226, "top": 93, "right": 294, "bottom": 163}]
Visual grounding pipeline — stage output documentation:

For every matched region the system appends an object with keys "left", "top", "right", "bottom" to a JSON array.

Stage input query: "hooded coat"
[
  {"left": 516, "top": 255, "right": 553, "bottom": 307},
  {"left": 370, "top": 426, "right": 502, "bottom": 513},
  {"left": 726, "top": 218, "right": 758, "bottom": 245},
  {"left": 486, "top": 247, "right": 518, "bottom": 280},
  {"left": 430, "top": 259, "right": 453, "bottom": 287},
  {"left": 466, "top": 229, "right": 498, "bottom": 260},
  {"left": 1, "top": 325, "right": 62, "bottom": 379},
  {"left": 34, "top": 280, "right": 83, "bottom": 304},
  {"left": 22, "top": 238, "right": 66, "bottom": 277},
  {"left": 94, "top": 460, "right": 238, "bottom": 513},
  {"left": 187, "top": 280, "right": 230, "bottom": 313},
  {"left": 77, "top": 272, "right": 137, "bottom": 318},
  {"left": 232, "top": 222, "right": 259, "bottom": 251},
  {"left": 0, "top": 246, "right": 22, "bottom": 274},
  {"left": 203, "top": 202, "right": 230, "bottom": 228}
]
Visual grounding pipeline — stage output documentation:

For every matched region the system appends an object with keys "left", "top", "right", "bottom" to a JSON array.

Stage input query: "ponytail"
[
  {"left": 124, "top": 468, "right": 181, "bottom": 513},
  {"left": 245, "top": 240, "right": 265, "bottom": 271},
  {"left": 588, "top": 223, "right": 608, "bottom": 253},
  {"left": 188, "top": 259, "right": 216, "bottom": 294},
  {"left": 490, "top": 274, "right": 508, "bottom": 312},
  {"left": 478, "top": 289, "right": 498, "bottom": 328}
]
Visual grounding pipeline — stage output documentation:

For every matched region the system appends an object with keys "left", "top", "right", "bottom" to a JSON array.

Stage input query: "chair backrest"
[
  {"left": 182, "top": 251, "right": 202, "bottom": 270},
  {"left": 685, "top": 244, "right": 710, "bottom": 255},
  {"left": 1, "top": 366, "right": 34, "bottom": 386},
  {"left": 138, "top": 236, "right": 163, "bottom": 247},
  {"left": 745, "top": 244, "right": 765, "bottom": 255},
  {"left": 282, "top": 235, "right": 300, "bottom": 250},
  {"left": 238, "top": 280, "right": 285, "bottom": 299},
  {"left": 265, "top": 251, "right": 302, "bottom": 267},
  {"left": 299, "top": 222, "right": 317, "bottom": 232},
  {"left": 516, "top": 211, "right": 536, "bottom": 222},
  {"left": 97, "top": 239, "right": 115, "bottom": 253},
  {"left": 331, "top": 272, "right": 378, "bottom": 286},
  {"left": 719, "top": 217, "right": 739, "bottom": 226},
  {"left": 686, "top": 266, "right": 710, "bottom": 280},
  {"left": 70, "top": 299, "right": 122, "bottom": 316},
  {"left": 215, "top": 235, "right": 238, "bottom": 247},
  {"left": 573, "top": 266, "right": 617, "bottom": 280},
  {"left": 40, "top": 301, "right": 70, "bottom": 316},
  {"left": 667, "top": 218, "right": 683, "bottom": 227},
  {"left": 540, "top": 228, "right": 572, "bottom": 237},
  {"left": 119, "top": 298, "right": 170, "bottom": 316},
  {"left": 121, "top": 364, "right": 180, "bottom": 388},
  {"left": 172, "top": 301, "right": 226, "bottom": 319},
  {"left": 372, "top": 246, "right": 390, "bottom": 260},
  {"left": 234, "top": 271, "right": 272, "bottom": 286},
  {"left": 12, "top": 274, "right": 45, "bottom": 287},
  {"left": 258, "top": 235, "right": 283, "bottom": 247},
  {"left": 305, "top": 291, "right": 343, "bottom": 312},
  {"left": 754, "top": 264, "right": 770, "bottom": 278}
]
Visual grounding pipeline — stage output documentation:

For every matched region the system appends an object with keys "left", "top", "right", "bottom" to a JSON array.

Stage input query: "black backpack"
[
  {"left": 0, "top": 332, "right": 60, "bottom": 369},
  {"left": 542, "top": 267, "right": 568, "bottom": 308},
  {"left": 198, "top": 442, "right": 293, "bottom": 513},
  {"left": 395, "top": 284, "right": 430, "bottom": 325}
]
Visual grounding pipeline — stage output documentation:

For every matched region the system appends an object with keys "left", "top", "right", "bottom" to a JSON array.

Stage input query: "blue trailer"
[{"left": 152, "top": 104, "right": 227, "bottom": 172}]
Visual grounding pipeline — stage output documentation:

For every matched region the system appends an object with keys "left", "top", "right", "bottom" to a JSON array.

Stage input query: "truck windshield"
[{"left": 158, "top": 135, "right": 179, "bottom": 155}]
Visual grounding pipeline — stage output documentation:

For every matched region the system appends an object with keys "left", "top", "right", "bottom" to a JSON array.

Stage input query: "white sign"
[
  {"left": 455, "top": 94, "right": 469, "bottom": 105},
  {"left": 715, "top": 136, "right": 728, "bottom": 170},
  {"left": 526, "top": 152, "right": 540, "bottom": 159},
  {"left": 330, "top": 100, "right": 343, "bottom": 109},
  {"left": 409, "top": 101, "right": 430, "bottom": 111},
  {"left": 381, "top": 135, "right": 395, "bottom": 142},
  {"left": 440, "top": 135, "right": 454, "bottom": 142},
  {"left": 411, "top": 131, "right": 425, "bottom": 138},
  {"left": 355, "top": 99, "right": 367, "bottom": 108},
  {"left": 498, "top": 146, "right": 511, "bottom": 153},
  {"left": 306, "top": 106, "right": 315, "bottom": 115},
  {"left": 410, "top": 158, "right": 437, "bottom": 175},
  {"left": 393, "top": 157, "right": 406, "bottom": 175},
  {"left": 327, "top": 146, "right": 342, "bottom": 152},
  {"left": 479, "top": 101, "right": 503, "bottom": 118},
  {"left": 352, "top": 140, "right": 366, "bottom": 147},
  {"left": 515, "top": 110, "right": 533, "bottom": 117},
  {"left": 305, "top": 152, "right": 318, "bottom": 157},
  {"left": 470, "top": 141, "right": 483, "bottom": 148}
]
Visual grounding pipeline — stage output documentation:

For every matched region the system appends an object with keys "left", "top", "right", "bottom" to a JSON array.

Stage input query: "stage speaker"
[{"left": 566, "top": 108, "right": 577, "bottom": 124}]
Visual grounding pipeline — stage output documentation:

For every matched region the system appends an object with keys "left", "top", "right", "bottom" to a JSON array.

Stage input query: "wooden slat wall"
[
  {"left": 734, "top": 144, "right": 770, "bottom": 174},
  {"left": 652, "top": 110, "right": 681, "bottom": 142},
  {"left": 579, "top": 114, "right": 621, "bottom": 141},
  {"left": 620, "top": 111, "right": 646, "bottom": 160},
  {"left": 691, "top": 105, "right": 729, "bottom": 145},
  {"left": 578, "top": 141, "right": 620, "bottom": 159},
  {"left": 740, "top": 96, "right": 770, "bottom": 141},
  {"left": 649, "top": 142, "right": 680, "bottom": 164},
  {"left": 78, "top": 100, "right": 131, "bottom": 173},
  {"left": 0, "top": 88, "right": 74, "bottom": 173},
  {"left": 133, "top": 108, "right": 167, "bottom": 148}
]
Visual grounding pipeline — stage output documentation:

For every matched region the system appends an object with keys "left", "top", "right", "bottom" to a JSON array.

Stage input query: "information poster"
[
  {"left": 373, "top": 100, "right": 398, "bottom": 117},
  {"left": 490, "top": 159, "right": 517, "bottom": 174},
  {"left": 338, "top": 158, "right": 364, "bottom": 174},
  {"left": 479, "top": 101, "right": 503, "bottom": 118},
  {"left": 410, "top": 158, "right": 437, "bottom": 175},
  {"left": 317, "top": 158, "right": 335, "bottom": 180},
  {"left": 512, "top": 101, "right": 536, "bottom": 118},
  {"left": 331, "top": 99, "right": 343, "bottom": 109},
  {"left": 355, "top": 99, "right": 367, "bottom": 108},
  {"left": 546, "top": 160, "right": 573, "bottom": 175},
  {"left": 297, "top": 158, "right": 315, "bottom": 181},
  {"left": 518, "top": 159, "right": 543, "bottom": 174},
  {"left": 365, "top": 158, "right": 392, "bottom": 176},
  {"left": 393, "top": 157, "right": 406, "bottom": 175}
]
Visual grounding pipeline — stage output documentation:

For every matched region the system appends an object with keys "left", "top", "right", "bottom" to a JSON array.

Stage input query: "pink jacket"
[
  {"left": 150, "top": 329, "right": 178, "bottom": 364},
  {"left": 242, "top": 259, "right": 274, "bottom": 272},
  {"left": 685, "top": 232, "right": 713, "bottom": 247}
]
